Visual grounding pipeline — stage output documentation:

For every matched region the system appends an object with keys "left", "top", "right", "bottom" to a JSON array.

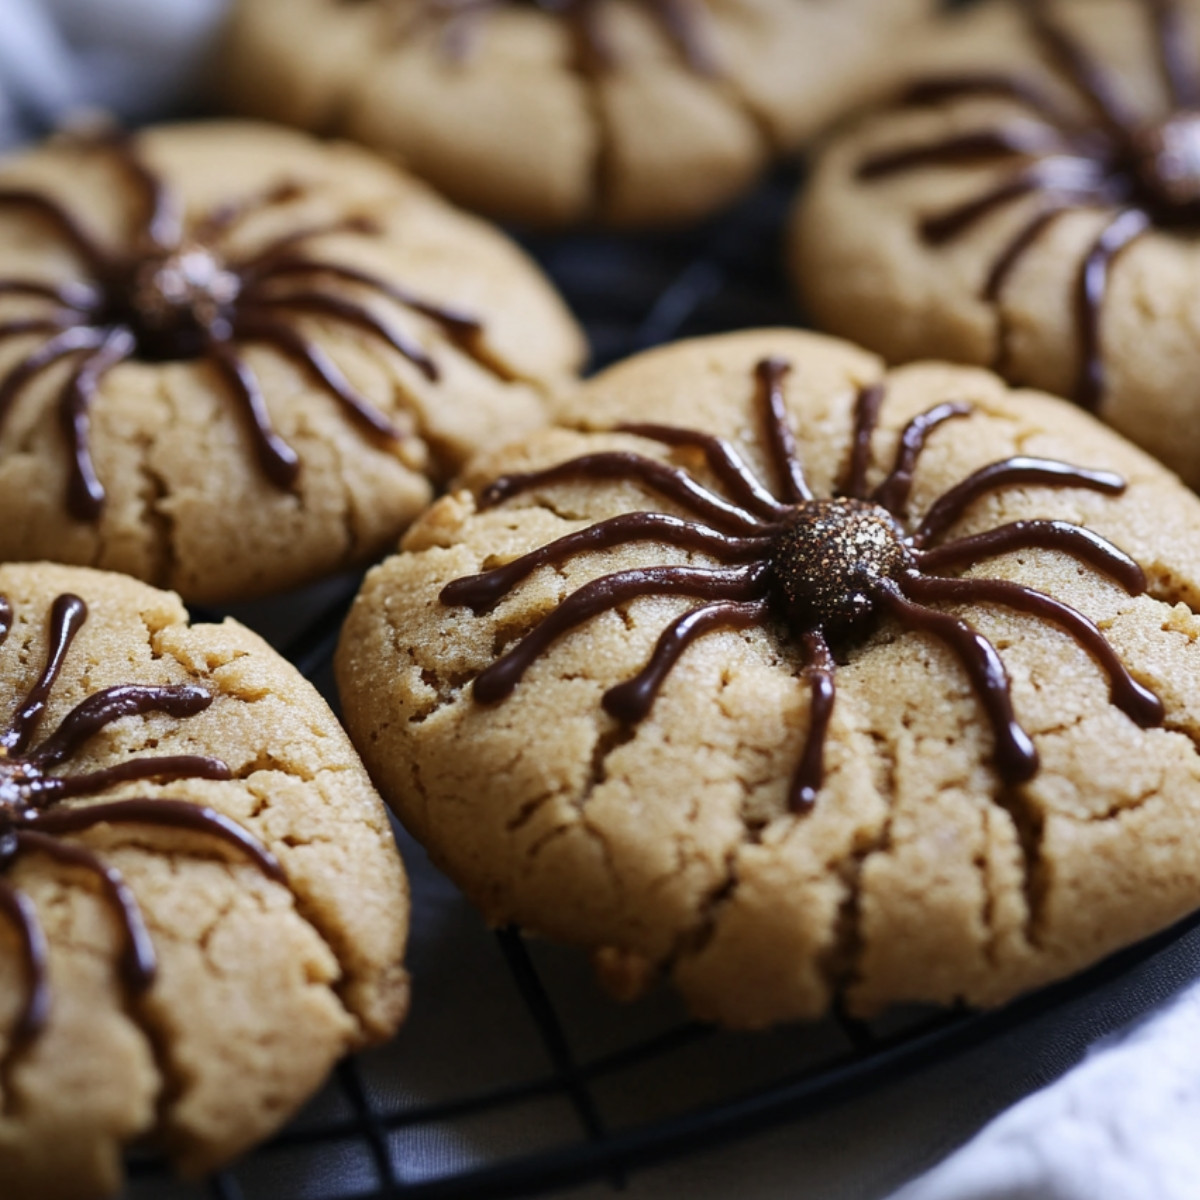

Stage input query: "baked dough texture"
[
  {"left": 0, "top": 121, "right": 585, "bottom": 603},
  {"left": 337, "top": 329, "right": 1200, "bottom": 1030},
  {"left": 0, "top": 562, "right": 409, "bottom": 1200},
  {"left": 793, "top": 0, "right": 1200, "bottom": 489},
  {"left": 222, "top": 0, "right": 934, "bottom": 228}
]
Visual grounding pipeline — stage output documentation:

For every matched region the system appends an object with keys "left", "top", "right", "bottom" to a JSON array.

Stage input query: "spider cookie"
[
  {"left": 338, "top": 328, "right": 1200, "bottom": 1029},
  {"left": 221, "top": 0, "right": 934, "bottom": 228},
  {"left": 0, "top": 120, "right": 584, "bottom": 603},
  {"left": 793, "top": 0, "right": 1200, "bottom": 490},
  {"left": 0, "top": 562, "right": 409, "bottom": 1199}
]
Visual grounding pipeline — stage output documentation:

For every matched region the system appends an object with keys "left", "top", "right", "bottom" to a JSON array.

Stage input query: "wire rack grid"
[{"left": 123, "top": 168, "right": 1200, "bottom": 1200}]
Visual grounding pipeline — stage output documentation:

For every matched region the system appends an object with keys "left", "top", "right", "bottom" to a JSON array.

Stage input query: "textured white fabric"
[
  {"left": 0, "top": 0, "right": 228, "bottom": 144},
  {"left": 891, "top": 984, "right": 1200, "bottom": 1200}
]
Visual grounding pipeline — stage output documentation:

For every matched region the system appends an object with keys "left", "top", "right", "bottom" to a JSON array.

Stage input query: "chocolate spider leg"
[
  {"left": 3, "top": 594, "right": 87, "bottom": 755},
  {"left": 879, "top": 578, "right": 1039, "bottom": 783},
  {"left": 250, "top": 290, "right": 440, "bottom": 382},
  {"left": 872, "top": 402, "right": 971, "bottom": 516},
  {"left": 435, "top": 0, "right": 496, "bottom": 60},
  {"left": 1021, "top": 0, "right": 1136, "bottom": 134},
  {"left": 912, "top": 456, "right": 1126, "bottom": 548},
  {"left": 238, "top": 217, "right": 383, "bottom": 272},
  {"left": 0, "top": 877, "right": 49, "bottom": 1041},
  {"left": 788, "top": 630, "right": 837, "bottom": 814},
  {"left": 26, "top": 683, "right": 221, "bottom": 770},
  {"left": 0, "top": 327, "right": 109, "bottom": 425},
  {"left": 982, "top": 202, "right": 1075, "bottom": 373},
  {"left": 233, "top": 313, "right": 404, "bottom": 440},
  {"left": 616, "top": 423, "right": 789, "bottom": 520},
  {"left": 0, "top": 316, "right": 78, "bottom": 343},
  {"left": 15, "top": 829, "right": 156, "bottom": 989},
  {"left": 60, "top": 329, "right": 136, "bottom": 520},
  {"left": 919, "top": 162, "right": 1102, "bottom": 245},
  {"left": 857, "top": 127, "right": 1067, "bottom": 182},
  {"left": 107, "top": 137, "right": 181, "bottom": 250},
  {"left": 0, "top": 280, "right": 100, "bottom": 311},
  {"left": 27, "top": 799, "right": 285, "bottom": 882},
  {"left": 906, "top": 573, "right": 1163, "bottom": 727},
  {"left": 0, "top": 596, "right": 10, "bottom": 644},
  {"left": 656, "top": 0, "right": 718, "bottom": 75},
  {"left": 756, "top": 357, "right": 813, "bottom": 503},
  {"left": 601, "top": 599, "right": 770, "bottom": 723},
  {"left": 191, "top": 182, "right": 305, "bottom": 245},
  {"left": 1075, "top": 208, "right": 1153, "bottom": 411},
  {"left": 33, "top": 757, "right": 233, "bottom": 802},
  {"left": 480, "top": 453, "right": 770, "bottom": 536},
  {"left": 208, "top": 341, "right": 301, "bottom": 487},
  {"left": 898, "top": 74, "right": 1076, "bottom": 127},
  {"left": 473, "top": 562, "right": 771, "bottom": 703},
  {"left": 246, "top": 259, "right": 482, "bottom": 338},
  {"left": 845, "top": 384, "right": 886, "bottom": 501},
  {"left": 0, "top": 191, "right": 111, "bottom": 275},
  {"left": 917, "top": 520, "right": 1146, "bottom": 594},
  {"left": 1151, "top": 0, "right": 1200, "bottom": 108},
  {"left": 442, "top": 512, "right": 770, "bottom": 614}
]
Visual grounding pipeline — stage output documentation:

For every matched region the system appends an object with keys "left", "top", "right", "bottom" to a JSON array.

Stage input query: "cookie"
[
  {"left": 337, "top": 328, "right": 1200, "bottom": 1030},
  {"left": 792, "top": 0, "right": 1200, "bottom": 490},
  {"left": 221, "top": 0, "right": 935, "bottom": 228},
  {"left": 0, "top": 561, "right": 409, "bottom": 1200},
  {"left": 0, "top": 120, "right": 585, "bottom": 603}
]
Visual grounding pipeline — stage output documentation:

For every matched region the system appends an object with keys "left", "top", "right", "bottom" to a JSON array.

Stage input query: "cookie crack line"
[
  {"left": 0, "top": 591, "right": 285, "bottom": 1057},
  {"left": 855, "top": 0, "right": 1200, "bottom": 413},
  {"left": 440, "top": 355, "right": 1164, "bottom": 817},
  {"left": 0, "top": 129, "right": 486, "bottom": 520}
]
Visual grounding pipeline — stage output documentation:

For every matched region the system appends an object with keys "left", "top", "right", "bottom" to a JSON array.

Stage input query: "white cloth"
[
  {"left": 3, "top": 5, "right": 1200, "bottom": 1199},
  {"left": 0, "top": 0, "right": 229, "bottom": 144},
  {"left": 892, "top": 983, "right": 1200, "bottom": 1200}
]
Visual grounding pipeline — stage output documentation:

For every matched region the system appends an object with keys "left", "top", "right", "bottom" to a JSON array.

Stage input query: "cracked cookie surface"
[
  {"left": 221, "top": 0, "right": 933, "bottom": 227},
  {"left": 792, "top": 0, "right": 1200, "bottom": 490},
  {"left": 0, "top": 562, "right": 409, "bottom": 1200},
  {"left": 337, "top": 329, "right": 1200, "bottom": 1029},
  {"left": 0, "top": 121, "right": 584, "bottom": 603}
]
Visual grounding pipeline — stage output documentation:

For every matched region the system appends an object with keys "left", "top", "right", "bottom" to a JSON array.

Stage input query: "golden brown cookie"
[
  {"left": 337, "top": 328, "right": 1200, "bottom": 1030},
  {"left": 0, "top": 121, "right": 584, "bottom": 603},
  {"left": 792, "top": 0, "right": 1200, "bottom": 489},
  {"left": 0, "top": 561, "right": 410, "bottom": 1200},
  {"left": 221, "top": 0, "right": 935, "bottom": 228}
]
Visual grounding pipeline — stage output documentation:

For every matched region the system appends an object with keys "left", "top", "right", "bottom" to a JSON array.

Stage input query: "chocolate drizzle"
[
  {"left": 0, "top": 592, "right": 283, "bottom": 1045},
  {"left": 441, "top": 357, "right": 1162, "bottom": 812},
  {"left": 342, "top": 0, "right": 717, "bottom": 74},
  {"left": 0, "top": 133, "right": 483, "bottom": 519},
  {"left": 856, "top": 0, "right": 1200, "bottom": 410}
]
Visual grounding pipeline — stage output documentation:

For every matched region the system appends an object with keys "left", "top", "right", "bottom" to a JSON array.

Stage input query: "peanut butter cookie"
[
  {"left": 0, "top": 561, "right": 409, "bottom": 1200},
  {"left": 0, "top": 121, "right": 584, "bottom": 602},
  {"left": 793, "top": 0, "right": 1200, "bottom": 489},
  {"left": 338, "top": 329, "right": 1200, "bottom": 1028},
  {"left": 222, "top": 0, "right": 933, "bottom": 227}
]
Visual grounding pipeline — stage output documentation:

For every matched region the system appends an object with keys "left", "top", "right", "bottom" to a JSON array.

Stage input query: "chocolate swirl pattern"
[
  {"left": 0, "top": 134, "right": 482, "bottom": 519},
  {"left": 856, "top": 0, "right": 1200, "bottom": 410},
  {"left": 442, "top": 358, "right": 1163, "bottom": 811},
  {"left": 0, "top": 592, "right": 282, "bottom": 1045}
]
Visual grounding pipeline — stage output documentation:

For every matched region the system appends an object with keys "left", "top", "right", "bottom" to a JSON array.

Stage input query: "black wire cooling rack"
[{"left": 123, "top": 168, "right": 1200, "bottom": 1200}]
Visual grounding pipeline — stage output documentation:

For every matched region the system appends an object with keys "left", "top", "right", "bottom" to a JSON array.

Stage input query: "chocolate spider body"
[
  {"left": 0, "top": 134, "right": 482, "bottom": 520},
  {"left": 441, "top": 357, "right": 1163, "bottom": 811},
  {"left": 343, "top": 0, "right": 716, "bottom": 73},
  {"left": 0, "top": 592, "right": 282, "bottom": 1044},
  {"left": 856, "top": 0, "right": 1200, "bottom": 409}
]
